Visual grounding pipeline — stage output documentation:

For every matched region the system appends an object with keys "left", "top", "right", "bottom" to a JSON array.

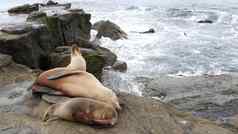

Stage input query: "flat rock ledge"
[{"left": 0, "top": 92, "right": 235, "bottom": 134}]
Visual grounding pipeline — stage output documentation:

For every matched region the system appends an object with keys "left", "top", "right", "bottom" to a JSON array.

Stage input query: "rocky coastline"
[{"left": 0, "top": 1, "right": 237, "bottom": 134}]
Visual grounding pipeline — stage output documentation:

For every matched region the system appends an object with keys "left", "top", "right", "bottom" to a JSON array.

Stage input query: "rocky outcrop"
[
  {"left": 0, "top": 8, "right": 91, "bottom": 70},
  {"left": 0, "top": 24, "right": 56, "bottom": 69},
  {"left": 8, "top": 1, "right": 71, "bottom": 14}
]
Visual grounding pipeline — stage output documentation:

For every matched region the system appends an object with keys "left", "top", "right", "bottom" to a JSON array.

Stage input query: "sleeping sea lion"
[{"left": 43, "top": 97, "right": 118, "bottom": 126}]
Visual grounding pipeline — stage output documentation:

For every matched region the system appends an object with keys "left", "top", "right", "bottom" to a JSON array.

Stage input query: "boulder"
[
  {"left": 49, "top": 46, "right": 117, "bottom": 79},
  {"left": 92, "top": 20, "right": 128, "bottom": 40},
  {"left": 112, "top": 60, "right": 127, "bottom": 72}
]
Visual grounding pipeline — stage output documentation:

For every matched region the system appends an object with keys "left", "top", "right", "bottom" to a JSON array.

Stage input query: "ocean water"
[{"left": 1, "top": 0, "right": 238, "bottom": 95}]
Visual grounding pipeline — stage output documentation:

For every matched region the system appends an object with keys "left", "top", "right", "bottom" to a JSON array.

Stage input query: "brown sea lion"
[
  {"left": 31, "top": 68, "right": 121, "bottom": 110},
  {"left": 43, "top": 98, "right": 118, "bottom": 126},
  {"left": 66, "top": 44, "right": 86, "bottom": 71}
]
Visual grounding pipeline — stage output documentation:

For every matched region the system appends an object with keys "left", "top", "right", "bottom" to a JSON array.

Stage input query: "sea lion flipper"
[
  {"left": 47, "top": 70, "right": 83, "bottom": 80},
  {"left": 42, "top": 94, "right": 70, "bottom": 104}
]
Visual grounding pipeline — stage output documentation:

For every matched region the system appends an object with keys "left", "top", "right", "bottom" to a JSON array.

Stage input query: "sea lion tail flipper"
[
  {"left": 47, "top": 70, "right": 83, "bottom": 80},
  {"left": 43, "top": 105, "right": 60, "bottom": 123}
]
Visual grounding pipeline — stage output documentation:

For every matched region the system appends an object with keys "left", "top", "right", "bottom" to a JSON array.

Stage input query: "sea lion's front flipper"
[
  {"left": 42, "top": 94, "right": 70, "bottom": 104},
  {"left": 32, "top": 86, "right": 64, "bottom": 96},
  {"left": 47, "top": 70, "right": 83, "bottom": 80}
]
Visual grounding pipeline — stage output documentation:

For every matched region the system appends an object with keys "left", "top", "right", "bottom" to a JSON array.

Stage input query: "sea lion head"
[
  {"left": 71, "top": 44, "right": 81, "bottom": 56},
  {"left": 67, "top": 44, "right": 86, "bottom": 71}
]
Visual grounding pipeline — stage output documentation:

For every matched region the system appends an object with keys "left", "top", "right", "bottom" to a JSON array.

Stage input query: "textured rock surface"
[
  {"left": 143, "top": 74, "right": 238, "bottom": 131},
  {"left": 0, "top": 9, "right": 91, "bottom": 69},
  {"left": 0, "top": 53, "right": 35, "bottom": 86},
  {"left": 0, "top": 92, "right": 235, "bottom": 134}
]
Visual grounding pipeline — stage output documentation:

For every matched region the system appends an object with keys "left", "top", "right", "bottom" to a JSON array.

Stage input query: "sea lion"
[
  {"left": 66, "top": 45, "right": 86, "bottom": 71},
  {"left": 43, "top": 98, "right": 118, "bottom": 126},
  {"left": 31, "top": 68, "right": 121, "bottom": 110}
]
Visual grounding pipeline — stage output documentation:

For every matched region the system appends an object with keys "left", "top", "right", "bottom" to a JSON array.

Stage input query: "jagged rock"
[
  {"left": 0, "top": 24, "right": 56, "bottom": 69},
  {"left": 8, "top": 4, "right": 39, "bottom": 14},
  {"left": 1, "top": 9, "right": 92, "bottom": 70},
  {"left": 112, "top": 60, "right": 127, "bottom": 72},
  {"left": 40, "top": 11, "right": 91, "bottom": 46},
  {"left": 92, "top": 20, "right": 128, "bottom": 40},
  {"left": 49, "top": 46, "right": 117, "bottom": 79}
]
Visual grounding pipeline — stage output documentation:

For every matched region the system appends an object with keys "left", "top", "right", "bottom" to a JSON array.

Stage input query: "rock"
[
  {"left": 112, "top": 60, "right": 127, "bottom": 72},
  {"left": 0, "top": 92, "right": 235, "bottom": 134},
  {"left": 8, "top": 4, "right": 39, "bottom": 14},
  {"left": 0, "top": 53, "right": 12, "bottom": 67},
  {"left": 1, "top": 8, "right": 92, "bottom": 70},
  {"left": 92, "top": 20, "right": 128, "bottom": 40},
  {"left": 49, "top": 46, "right": 117, "bottom": 79},
  {"left": 139, "top": 28, "right": 156, "bottom": 34},
  {"left": 197, "top": 19, "right": 213, "bottom": 24},
  {"left": 0, "top": 24, "right": 33, "bottom": 34},
  {"left": 0, "top": 53, "right": 34, "bottom": 86},
  {"left": 0, "top": 24, "right": 56, "bottom": 69},
  {"left": 46, "top": 0, "right": 58, "bottom": 6},
  {"left": 26, "top": 11, "right": 47, "bottom": 22},
  {"left": 41, "top": 11, "right": 91, "bottom": 46},
  {"left": 143, "top": 74, "right": 238, "bottom": 130}
]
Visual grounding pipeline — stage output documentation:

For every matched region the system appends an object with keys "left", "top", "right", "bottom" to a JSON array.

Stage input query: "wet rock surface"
[{"left": 143, "top": 74, "right": 238, "bottom": 131}]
